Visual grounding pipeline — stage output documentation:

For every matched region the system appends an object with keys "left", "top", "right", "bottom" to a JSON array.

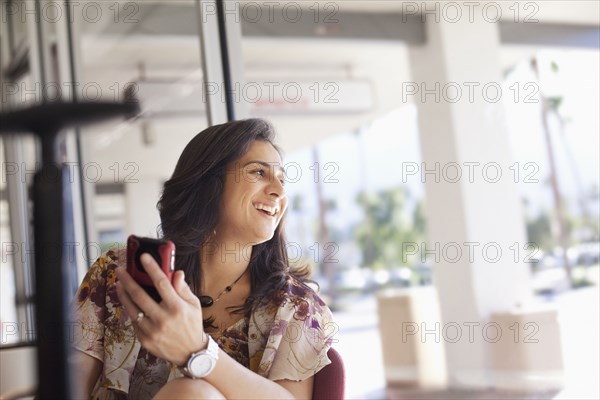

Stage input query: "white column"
[
  {"left": 408, "top": 13, "right": 533, "bottom": 388},
  {"left": 124, "top": 178, "right": 162, "bottom": 238}
]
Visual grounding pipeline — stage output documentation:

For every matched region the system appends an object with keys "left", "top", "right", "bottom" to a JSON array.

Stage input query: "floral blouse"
[{"left": 72, "top": 249, "right": 335, "bottom": 399}]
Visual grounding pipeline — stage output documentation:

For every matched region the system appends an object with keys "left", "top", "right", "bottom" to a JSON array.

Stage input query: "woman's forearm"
[
  {"left": 204, "top": 348, "right": 298, "bottom": 399},
  {"left": 69, "top": 350, "right": 102, "bottom": 397}
]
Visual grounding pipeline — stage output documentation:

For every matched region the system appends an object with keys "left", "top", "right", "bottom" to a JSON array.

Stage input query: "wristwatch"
[{"left": 180, "top": 334, "right": 219, "bottom": 379}]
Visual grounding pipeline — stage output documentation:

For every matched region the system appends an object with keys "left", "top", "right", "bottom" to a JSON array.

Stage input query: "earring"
[{"left": 213, "top": 229, "right": 217, "bottom": 236}]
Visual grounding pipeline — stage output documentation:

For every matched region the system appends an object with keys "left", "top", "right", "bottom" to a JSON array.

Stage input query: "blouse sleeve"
[
  {"left": 249, "top": 275, "right": 336, "bottom": 382},
  {"left": 71, "top": 248, "right": 141, "bottom": 392},
  {"left": 72, "top": 250, "right": 115, "bottom": 361}
]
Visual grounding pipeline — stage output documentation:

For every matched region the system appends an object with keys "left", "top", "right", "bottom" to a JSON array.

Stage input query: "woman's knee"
[{"left": 153, "top": 377, "right": 225, "bottom": 400}]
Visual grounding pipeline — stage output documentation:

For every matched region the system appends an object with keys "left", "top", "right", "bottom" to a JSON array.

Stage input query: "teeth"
[{"left": 255, "top": 203, "right": 278, "bottom": 216}]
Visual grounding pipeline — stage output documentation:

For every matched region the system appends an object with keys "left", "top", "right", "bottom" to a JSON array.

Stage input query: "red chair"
[{"left": 312, "top": 348, "right": 345, "bottom": 400}]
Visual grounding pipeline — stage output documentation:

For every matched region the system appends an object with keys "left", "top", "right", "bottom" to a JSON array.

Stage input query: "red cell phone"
[{"left": 126, "top": 235, "right": 175, "bottom": 303}]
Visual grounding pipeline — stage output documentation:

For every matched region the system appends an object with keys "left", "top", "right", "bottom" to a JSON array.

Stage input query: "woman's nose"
[{"left": 268, "top": 178, "right": 286, "bottom": 199}]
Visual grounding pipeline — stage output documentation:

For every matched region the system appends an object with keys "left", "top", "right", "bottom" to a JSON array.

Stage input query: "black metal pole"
[
  {"left": 216, "top": 0, "right": 235, "bottom": 121},
  {"left": 34, "top": 135, "right": 73, "bottom": 398},
  {"left": 0, "top": 100, "right": 139, "bottom": 399}
]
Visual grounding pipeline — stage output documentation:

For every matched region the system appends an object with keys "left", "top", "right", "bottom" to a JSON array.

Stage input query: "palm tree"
[
  {"left": 312, "top": 146, "right": 337, "bottom": 303},
  {"left": 530, "top": 57, "right": 573, "bottom": 288}
]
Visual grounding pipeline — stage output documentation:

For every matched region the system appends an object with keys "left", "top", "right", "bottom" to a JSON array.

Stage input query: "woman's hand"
[{"left": 115, "top": 254, "right": 206, "bottom": 366}]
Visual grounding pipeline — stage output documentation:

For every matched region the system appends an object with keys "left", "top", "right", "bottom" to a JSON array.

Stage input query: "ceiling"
[{"left": 76, "top": 1, "right": 599, "bottom": 182}]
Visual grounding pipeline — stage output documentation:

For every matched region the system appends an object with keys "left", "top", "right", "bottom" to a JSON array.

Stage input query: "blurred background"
[{"left": 1, "top": 1, "right": 599, "bottom": 398}]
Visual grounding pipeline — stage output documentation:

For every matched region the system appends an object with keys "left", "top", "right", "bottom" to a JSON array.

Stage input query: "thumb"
[{"left": 173, "top": 270, "right": 197, "bottom": 304}]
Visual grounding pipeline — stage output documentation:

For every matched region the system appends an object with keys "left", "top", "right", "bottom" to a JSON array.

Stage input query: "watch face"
[{"left": 190, "top": 355, "right": 214, "bottom": 377}]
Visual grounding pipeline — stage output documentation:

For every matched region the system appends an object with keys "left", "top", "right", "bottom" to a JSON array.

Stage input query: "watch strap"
[{"left": 180, "top": 334, "right": 219, "bottom": 379}]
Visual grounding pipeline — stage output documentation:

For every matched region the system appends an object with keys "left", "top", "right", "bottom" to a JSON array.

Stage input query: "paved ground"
[
  {"left": 331, "top": 294, "right": 385, "bottom": 399},
  {"left": 331, "top": 284, "right": 599, "bottom": 400}
]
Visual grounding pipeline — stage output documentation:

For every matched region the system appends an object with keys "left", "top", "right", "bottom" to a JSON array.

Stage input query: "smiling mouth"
[
  {"left": 255, "top": 208, "right": 278, "bottom": 219},
  {"left": 254, "top": 203, "right": 279, "bottom": 217},
  {"left": 256, "top": 209, "right": 276, "bottom": 218}
]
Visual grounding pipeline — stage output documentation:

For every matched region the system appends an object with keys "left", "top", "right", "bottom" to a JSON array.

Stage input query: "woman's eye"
[{"left": 251, "top": 168, "right": 285, "bottom": 185}]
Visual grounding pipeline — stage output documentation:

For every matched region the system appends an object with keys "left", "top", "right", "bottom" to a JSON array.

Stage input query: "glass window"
[
  {"left": 239, "top": 7, "right": 427, "bottom": 397},
  {"left": 75, "top": 0, "right": 209, "bottom": 266}
]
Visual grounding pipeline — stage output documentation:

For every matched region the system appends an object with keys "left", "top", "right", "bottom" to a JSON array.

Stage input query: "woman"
[{"left": 71, "top": 119, "right": 335, "bottom": 399}]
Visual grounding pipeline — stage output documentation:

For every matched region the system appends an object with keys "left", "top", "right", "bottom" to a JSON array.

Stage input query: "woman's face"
[{"left": 216, "top": 140, "right": 288, "bottom": 245}]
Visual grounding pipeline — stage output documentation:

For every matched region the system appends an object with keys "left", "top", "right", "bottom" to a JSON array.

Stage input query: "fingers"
[
  {"left": 115, "top": 278, "right": 140, "bottom": 317},
  {"left": 117, "top": 263, "right": 206, "bottom": 365},
  {"left": 116, "top": 265, "right": 162, "bottom": 322},
  {"left": 173, "top": 270, "right": 201, "bottom": 307},
  {"left": 139, "top": 253, "right": 180, "bottom": 308},
  {"left": 115, "top": 275, "right": 150, "bottom": 336}
]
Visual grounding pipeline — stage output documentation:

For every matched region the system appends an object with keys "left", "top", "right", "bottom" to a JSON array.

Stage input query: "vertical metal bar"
[
  {"left": 0, "top": 0, "right": 36, "bottom": 342},
  {"left": 33, "top": 147, "right": 72, "bottom": 398},
  {"left": 5, "top": 0, "right": 16, "bottom": 56},
  {"left": 2, "top": 136, "right": 36, "bottom": 339},
  {"left": 196, "top": 0, "right": 228, "bottom": 125},
  {"left": 216, "top": 0, "right": 234, "bottom": 121},
  {"left": 33, "top": 0, "right": 47, "bottom": 96},
  {"left": 26, "top": 1, "right": 73, "bottom": 397},
  {"left": 221, "top": 0, "right": 248, "bottom": 119},
  {"left": 56, "top": 0, "right": 93, "bottom": 284}
]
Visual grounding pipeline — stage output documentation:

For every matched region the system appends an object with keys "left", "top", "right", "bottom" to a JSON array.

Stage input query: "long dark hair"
[{"left": 156, "top": 118, "right": 292, "bottom": 317}]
